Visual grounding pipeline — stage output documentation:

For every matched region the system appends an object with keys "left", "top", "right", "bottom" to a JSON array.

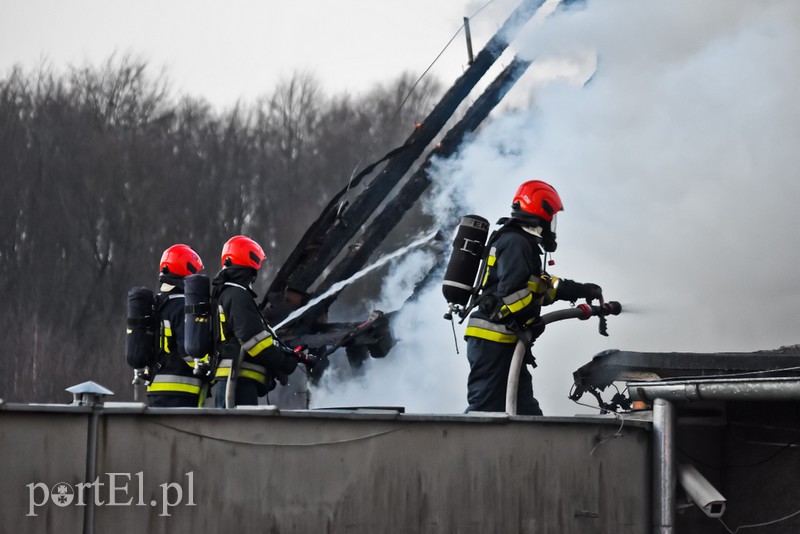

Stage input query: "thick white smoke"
[
  {"left": 312, "top": 0, "right": 800, "bottom": 415},
  {"left": 309, "top": 248, "right": 471, "bottom": 413}
]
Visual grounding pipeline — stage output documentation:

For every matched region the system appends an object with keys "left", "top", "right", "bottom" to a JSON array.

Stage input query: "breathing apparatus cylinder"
[
  {"left": 126, "top": 287, "right": 157, "bottom": 369},
  {"left": 183, "top": 273, "right": 212, "bottom": 360},
  {"left": 442, "top": 214, "right": 490, "bottom": 310}
]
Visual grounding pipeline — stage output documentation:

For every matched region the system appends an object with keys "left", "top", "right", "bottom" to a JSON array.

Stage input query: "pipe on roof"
[{"left": 629, "top": 377, "right": 800, "bottom": 402}]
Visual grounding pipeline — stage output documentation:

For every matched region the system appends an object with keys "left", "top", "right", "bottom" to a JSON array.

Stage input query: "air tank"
[{"left": 442, "top": 214, "right": 490, "bottom": 308}]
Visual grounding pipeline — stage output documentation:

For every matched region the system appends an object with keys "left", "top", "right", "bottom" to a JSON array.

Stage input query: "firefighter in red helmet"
[
  {"left": 211, "top": 235, "right": 299, "bottom": 407},
  {"left": 146, "top": 244, "right": 206, "bottom": 408},
  {"left": 464, "top": 180, "right": 603, "bottom": 415}
]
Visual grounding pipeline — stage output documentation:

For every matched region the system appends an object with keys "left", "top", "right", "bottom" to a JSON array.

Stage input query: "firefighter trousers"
[{"left": 465, "top": 337, "right": 543, "bottom": 416}]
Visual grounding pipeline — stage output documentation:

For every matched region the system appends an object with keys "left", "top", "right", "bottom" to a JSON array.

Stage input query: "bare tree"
[{"left": 0, "top": 60, "right": 443, "bottom": 403}]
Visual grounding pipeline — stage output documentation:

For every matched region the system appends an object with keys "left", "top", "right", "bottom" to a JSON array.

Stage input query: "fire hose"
[{"left": 505, "top": 301, "right": 622, "bottom": 415}]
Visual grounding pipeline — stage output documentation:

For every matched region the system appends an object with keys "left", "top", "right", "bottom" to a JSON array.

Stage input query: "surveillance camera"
[{"left": 678, "top": 463, "right": 726, "bottom": 518}]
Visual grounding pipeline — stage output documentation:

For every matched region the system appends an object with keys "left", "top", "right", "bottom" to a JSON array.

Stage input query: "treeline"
[{"left": 0, "top": 56, "right": 442, "bottom": 403}]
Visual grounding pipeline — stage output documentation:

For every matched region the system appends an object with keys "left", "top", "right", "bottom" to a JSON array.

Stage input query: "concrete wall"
[{"left": 0, "top": 405, "right": 651, "bottom": 533}]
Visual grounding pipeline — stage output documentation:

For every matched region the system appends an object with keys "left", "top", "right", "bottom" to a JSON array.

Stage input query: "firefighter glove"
[
  {"left": 263, "top": 351, "right": 298, "bottom": 378},
  {"left": 582, "top": 283, "right": 603, "bottom": 301},
  {"left": 280, "top": 355, "right": 298, "bottom": 375},
  {"left": 265, "top": 377, "right": 278, "bottom": 392}
]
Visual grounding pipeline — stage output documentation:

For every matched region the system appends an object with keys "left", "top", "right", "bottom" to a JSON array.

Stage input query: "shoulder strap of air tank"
[
  {"left": 206, "top": 290, "right": 222, "bottom": 376},
  {"left": 459, "top": 226, "right": 506, "bottom": 321}
]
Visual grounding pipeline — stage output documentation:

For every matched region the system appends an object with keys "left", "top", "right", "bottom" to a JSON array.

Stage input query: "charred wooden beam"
[
  {"left": 281, "top": 0, "right": 548, "bottom": 295},
  {"left": 274, "top": 58, "right": 532, "bottom": 330},
  {"left": 317, "top": 57, "right": 533, "bottom": 295}
]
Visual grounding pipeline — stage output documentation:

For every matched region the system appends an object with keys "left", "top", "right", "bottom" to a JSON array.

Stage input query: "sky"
[
  {"left": 4, "top": 0, "right": 800, "bottom": 416},
  {"left": 0, "top": 0, "right": 503, "bottom": 105}
]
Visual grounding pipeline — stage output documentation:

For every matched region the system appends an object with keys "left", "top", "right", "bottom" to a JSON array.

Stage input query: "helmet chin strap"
[
  {"left": 520, "top": 224, "right": 557, "bottom": 268},
  {"left": 521, "top": 225, "right": 544, "bottom": 238}
]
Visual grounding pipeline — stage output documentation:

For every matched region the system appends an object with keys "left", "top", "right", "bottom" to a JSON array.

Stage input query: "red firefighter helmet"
[
  {"left": 160, "top": 244, "right": 203, "bottom": 277},
  {"left": 221, "top": 235, "right": 266, "bottom": 270},
  {"left": 511, "top": 180, "right": 564, "bottom": 223}
]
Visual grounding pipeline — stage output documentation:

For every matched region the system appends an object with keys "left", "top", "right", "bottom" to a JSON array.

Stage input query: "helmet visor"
[{"left": 550, "top": 213, "right": 558, "bottom": 234}]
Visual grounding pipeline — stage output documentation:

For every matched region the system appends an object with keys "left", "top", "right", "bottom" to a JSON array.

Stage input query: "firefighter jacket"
[
  {"left": 465, "top": 223, "right": 589, "bottom": 344},
  {"left": 211, "top": 267, "right": 294, "bottom": 396},
  {"left": 147, "top": 286, "right": 204, "bottom": 398}
]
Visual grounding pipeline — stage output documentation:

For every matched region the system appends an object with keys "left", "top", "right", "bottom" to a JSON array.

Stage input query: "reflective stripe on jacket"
[
  {"left": 214, "top": 358, "right": 269, "bottom": 384},
  {"left": 242, "top": 330, "right": 274, "bottom": 357},
  {"left": 147, "top": 374, "right": 203, "bottom": 395},
  {"left": 464, "top": 318, "right": 518, "bottom": 344}
]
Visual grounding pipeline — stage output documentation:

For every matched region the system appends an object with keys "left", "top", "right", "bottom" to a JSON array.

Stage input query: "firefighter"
[
  {"left": 464, "top": 180, "right": 603, "bottom": 415},
  {"left": 211, "top": 235, "right": 298, "bottom": 407},
  {"left": 147, "top": 244, "right": 206, "bottom": 408}
]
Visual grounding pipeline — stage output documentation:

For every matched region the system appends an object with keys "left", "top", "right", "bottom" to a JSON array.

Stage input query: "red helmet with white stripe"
[{"left": 511, "top": 180, "right": 564, "bottom": 224}]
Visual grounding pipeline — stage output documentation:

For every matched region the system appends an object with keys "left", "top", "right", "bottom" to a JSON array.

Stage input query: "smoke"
[
  {"left": 310, "top": 249, "right": 470, "bottom": 414},
  {"left": 311, "top": 0, "right": 800, "bottom": 415}
]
